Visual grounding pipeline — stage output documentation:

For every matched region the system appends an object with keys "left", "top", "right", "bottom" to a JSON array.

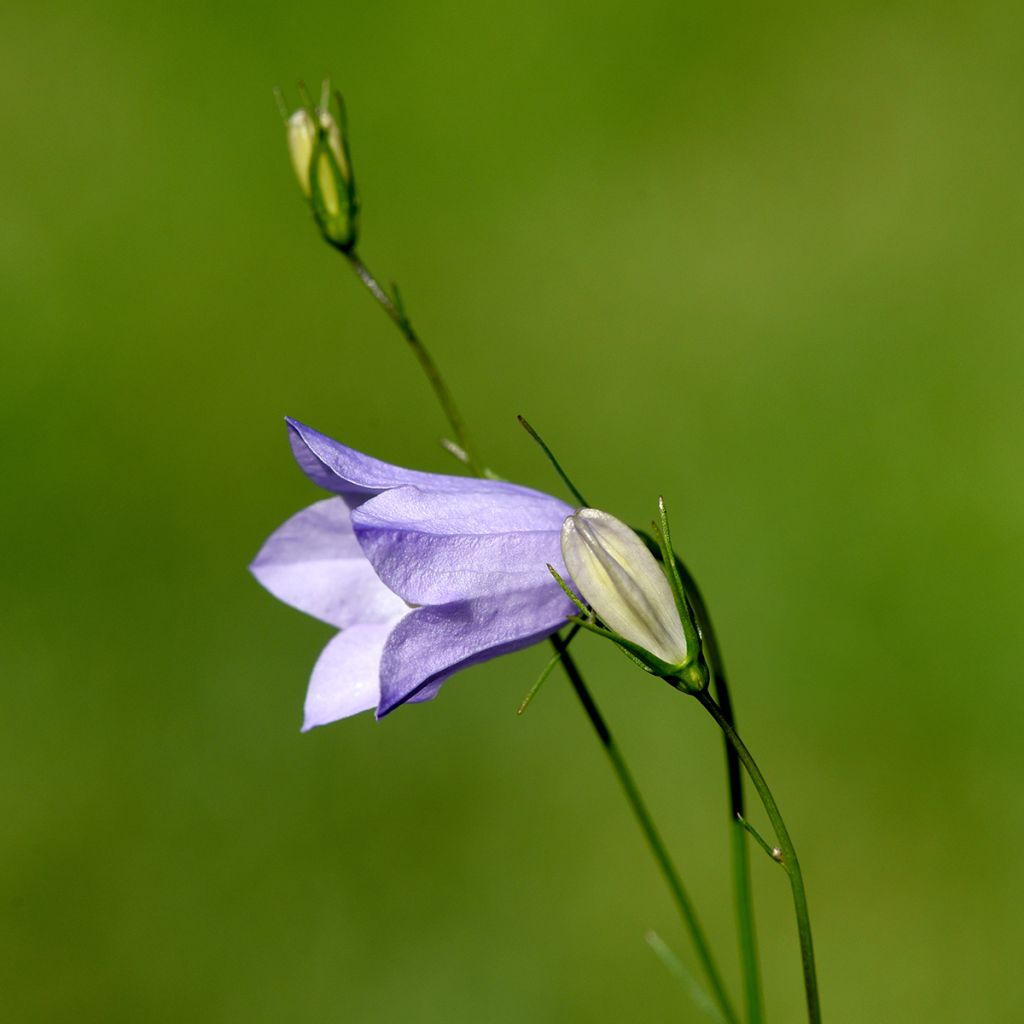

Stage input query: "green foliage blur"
[{"left": 4, "top": 1, "right": 1023, "bottom": 1020}]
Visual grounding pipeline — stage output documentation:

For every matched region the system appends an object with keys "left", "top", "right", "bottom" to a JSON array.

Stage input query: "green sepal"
[
  {"left": 548, "top": 563, "right": 700, "bottom": 688},
  {"left": 653, "top": 497, "right": 703, "bottom": 660},
  {"left": 546, "top": 563, "right": 590, "bottom": 617},
  {"left": 299, "top": 86, "right": 358, "bottom": 252},
  {"left": 308, "top": 130, "right": 355, "bottom": 250},
  {"left": 331, "top": 89, "right": 360, "bottom": 247},
  {"left": 565, "top": 614, "right": 673, "bottom": 673},
  {"left": 517, "top": 624, "right": 579, "bottom": 714}
]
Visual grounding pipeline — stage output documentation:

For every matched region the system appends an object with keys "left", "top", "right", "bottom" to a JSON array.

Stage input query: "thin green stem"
[
  {"left": 550, "top": 634, "right": 739, "bottom": 1024},
  {"left": 342, "top": 250, "right": 484, "bottom": 475},
  {"left": 729, "top": 820, "right": 761, "bottom": 1024},
  {"left": 627, "top": 521, "right": 763, "bottom": 1016},
  {"left": 517, "top": 625, "right": 580, "bottom": 714},
  {"left": 331, "top": 226, "right": 739, "bottom": 1022},
  {"left": 673, "top": 560, "right": 764, "bottom": 1024},
  {"left": 646, "top": 932, "right": 728, "bottom": 1024},
  {"left": 517, "top": 416, "right": 590, "bottom": 508},
  {"left": 715, "top": 675, "right": 763, "bottom": 1024},
  {"left": 695, "top": 690, "right": 821, "bottom": 1024},
  {"left": 736, "top": 815, "right": 782, "bottom": 865}
]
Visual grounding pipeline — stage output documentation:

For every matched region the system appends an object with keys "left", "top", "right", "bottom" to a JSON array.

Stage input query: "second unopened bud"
[{"left": 286, "top": 101, "right": 355, "bottom": 248}]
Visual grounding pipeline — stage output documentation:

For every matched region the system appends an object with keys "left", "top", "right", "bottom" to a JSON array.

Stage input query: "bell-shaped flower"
[
  {"left": 560, "top": 508, "right": 689, "bottom": 669},
  {"left": 251, "top": 419, "right": 575, "bottom": 728}
]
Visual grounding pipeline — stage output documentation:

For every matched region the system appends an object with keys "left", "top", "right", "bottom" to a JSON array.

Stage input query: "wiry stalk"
[
  {"left": 337, "top": 242, "right": 737, "bottom": 1024},
  {"left": 696, "top": 690, "right": 821, "bottom": 1024}
]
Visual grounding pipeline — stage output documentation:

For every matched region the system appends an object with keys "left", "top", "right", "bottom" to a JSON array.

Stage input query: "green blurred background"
[{"left": 4, "top": 1, "right": 1023, "bottom": 1020}]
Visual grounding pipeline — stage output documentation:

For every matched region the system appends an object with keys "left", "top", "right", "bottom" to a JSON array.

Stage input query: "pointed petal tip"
[
  {"left": 300, "top": 705, "right": 323, "bottom": 732},
  {"left": 374, "top": 690, "right": 408, "bottom": 720},
  {"left": 300, "top": 713, "right": 339, "bottom": 733}
]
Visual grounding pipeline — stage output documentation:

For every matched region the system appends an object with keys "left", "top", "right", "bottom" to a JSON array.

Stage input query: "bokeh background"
[{"left": 4, "top": 1, "right": 1023, "bottom": 1020}]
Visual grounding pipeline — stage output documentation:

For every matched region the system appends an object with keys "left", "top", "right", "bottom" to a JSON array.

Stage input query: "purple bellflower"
[{"left": 251, "top": 419, "right": 576, "bottom": 728}]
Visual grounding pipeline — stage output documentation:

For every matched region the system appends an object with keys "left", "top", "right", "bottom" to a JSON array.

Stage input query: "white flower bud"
[
  {"left": 286, "top": 107, "right": 349, "bottom": 219},
  {"left": 561, "top": 508, "right": 688, "bottom": 667},
  {"left": 287, "top": 109, "right": 316, "bottom": 196}
]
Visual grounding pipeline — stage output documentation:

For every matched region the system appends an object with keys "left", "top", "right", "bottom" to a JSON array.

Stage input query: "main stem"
[
  {"left": 677, "top": 562, "right": 764, "bottom": 1024},
  {"left": 718, "top": 673, "right": 762, "bottom": 1024},
  {"left": 695, "top": 690, "right": 821, "bottom": 1024},
  {"left": 343, "top": 251, "right": 484, "bottom": 476},
  {"left": 340, "top": 243, "right": 738, "bottom": 1020},
  {"left": 551, "top": 633, "right": 738, "bottom": 1024}
]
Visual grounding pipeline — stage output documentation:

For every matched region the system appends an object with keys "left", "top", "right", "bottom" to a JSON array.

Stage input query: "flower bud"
[
  {"left": 287, "top": 109, "right": 317, "bottom": 196},
  {"left": 561, "top": 508, "right": 688, "bottom": 668},
  {"left": 286, "top": 103, "right": 355, "bottom": 248}
]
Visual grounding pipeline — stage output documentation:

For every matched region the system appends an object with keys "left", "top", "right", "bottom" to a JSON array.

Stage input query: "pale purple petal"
[
  {"left": 258, "top": 421, "right": 582, "bottom": 726},
  {"left": 352, "top": 484, "right": 572, "bottom": 603},
  {"left": 376, "top": 583, "right": 575, "bottom": 717},
  {"left": 250, "top": 498, "right": 408, "bottom": 628},
  {"left": 302, "top": 619, "right": 406, "bottom": 730},
  {"left": 287, "top": 418, "right": 480, "bottom": 498}
]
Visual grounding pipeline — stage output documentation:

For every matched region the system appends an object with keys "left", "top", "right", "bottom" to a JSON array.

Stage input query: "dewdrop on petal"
[{"left": 561, "top": 508, "right": 689, "bottom": 668}]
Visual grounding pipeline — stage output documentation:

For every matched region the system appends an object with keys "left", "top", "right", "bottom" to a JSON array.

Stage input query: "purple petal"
[
  {"left": 287, "top": 418, "right": 484, "bottom": 498},
  {"left": 250, "top": 498, "right": 407, "bottom": 628},
  {"left": 352, "top": 484, "right": 572, "bottom": 604},
  {"left": 376, "top": 583, "right": 575, "bottom": 717},
  {"left": 302, "top": 619, "right": 406, "bottom": 730}
]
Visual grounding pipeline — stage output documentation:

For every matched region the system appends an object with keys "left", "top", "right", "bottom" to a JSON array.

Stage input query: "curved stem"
[
  {"left": 343, "top": 250, "right": 484, "bottom": 475},
  {"left": 695, "top": 689, "right": 821, "bottom": 1024},
  {"left": 675, "top": 562, "right": 764, "bottom": 1024},
  {"left": 331, "top": 233, "right": 738, "bottom": 1020},
  {"left": 719, "top": 740, "right": 765, "bottom": 1024},
  {"left": 551, "top": 634, "right": 739, "bottom": 1024}
]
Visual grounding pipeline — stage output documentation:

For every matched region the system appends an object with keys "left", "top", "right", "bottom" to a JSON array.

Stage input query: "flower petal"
[
  {"left": 376, "top": 583, "right": 574, "bottom": 717},
  {"left": 351, "top": 484, "right": 572, "bottom": 603},
  {"left": 302, "top": 619, "right": 405, "bottom": 730},
  {"left": 287, "top": 418, "right": 483, "bottom": 498},
  {"left": 250, "top": 498, "right": 407, "bottom": 628}
]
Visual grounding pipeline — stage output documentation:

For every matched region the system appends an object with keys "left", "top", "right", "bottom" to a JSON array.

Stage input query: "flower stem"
[
  {"left": 342, "top": 250, "right": 484, "bottom": 476},
  {"left": 674, "top": 561, "right": 764, "bottom": 1024},
  {"left": 719, "top": 705, "right": 763, "bottom": 1024},
  {"left": 694, "top": 689, "right": 821, "bottom": 1024},
  {"left": 550, "top": 633, "right": 739, "bottom": 1024},
  {"left": 331, "top": 232, "right": 738, "bottom": 1022}
]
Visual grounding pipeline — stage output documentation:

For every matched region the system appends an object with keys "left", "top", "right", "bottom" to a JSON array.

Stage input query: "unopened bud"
[
  {"left": 561, "top": 508, "right": 688, "bottom": 668},
  {"left": 285, "top": 99, "right": 355, "bottom": 248}
]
